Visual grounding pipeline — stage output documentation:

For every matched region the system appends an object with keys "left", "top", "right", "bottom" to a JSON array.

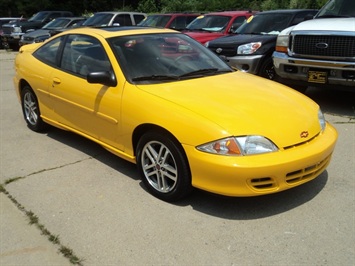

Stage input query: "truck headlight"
[
  {"left": 275, "top": 34, "right": 289, "bottom": 53},
  {"left": 13, "top": 27, "right": 22, "bottom": 33}
]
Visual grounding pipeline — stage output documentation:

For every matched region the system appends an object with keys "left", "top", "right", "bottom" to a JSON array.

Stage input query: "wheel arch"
[
  {"left": 132, "top": 123, "right": 190, "bottom": 164},
  {"left": 18, "top": 79, "right": 32, "bottom": 95}
]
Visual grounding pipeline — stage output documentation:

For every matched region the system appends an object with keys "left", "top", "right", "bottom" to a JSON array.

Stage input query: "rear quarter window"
[{"left": 33, "top": 36, "right": 63, "bottom": 66}]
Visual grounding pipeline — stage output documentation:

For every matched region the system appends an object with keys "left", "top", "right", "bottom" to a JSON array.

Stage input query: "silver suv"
[{"left": 82, "top": 11, "right": 147, "bottom": 27}]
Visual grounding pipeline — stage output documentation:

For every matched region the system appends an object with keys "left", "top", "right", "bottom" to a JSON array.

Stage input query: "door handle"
[{"left": 52, "top": 77, "right": 61, "bottom": 86}]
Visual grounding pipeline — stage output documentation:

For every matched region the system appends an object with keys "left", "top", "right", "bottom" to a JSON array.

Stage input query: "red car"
[
  {"left": 184, "top": 11, "right": 255, "bottom": 44},
  {"left": 137, "top": 13, "right": 200, "bottom": 31}
]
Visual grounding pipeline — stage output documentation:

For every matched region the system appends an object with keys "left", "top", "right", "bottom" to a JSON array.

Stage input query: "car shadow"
[
  {"left": 45, "top": 125, "right": 328, "bottom": 219},
  {"left": 304, "top": 87, "right": 355, "bottom": 118}
]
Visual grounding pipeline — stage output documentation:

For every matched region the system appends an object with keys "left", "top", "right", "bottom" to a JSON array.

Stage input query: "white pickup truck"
[{"left": 272, "top": 0, "right": 355, "bottom": 92}]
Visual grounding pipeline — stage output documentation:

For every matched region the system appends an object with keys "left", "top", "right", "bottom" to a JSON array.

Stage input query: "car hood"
[
  {"left": 185, "top": 31, "right": 225, "bottom": 44},
  {"left": 136, "top": 72, "right": 321, "bottom": 148},
  {"left": 24, "top": 29, "right": 50, "bottom": 37},
  {"left": 208, "top": 34, "right": 277, "bottom": 47},
  {"left": 286, "top": 17, "right": 355, "bottom": 33}
]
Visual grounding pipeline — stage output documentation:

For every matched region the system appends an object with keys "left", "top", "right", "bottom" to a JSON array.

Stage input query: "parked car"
[
  {"left": 205, "top": 9, "right": 317, "bottom": 80},
  {"left": 1, "top": 11, "right": 73, "bottom": 50},
  {"left": 13, "top": 27, "right": 337, "bottom": 201},
  {"left": 184, "top": 11, "right": 255, "bottom": 44},
  {"left": 19, "top": 17, "right": 86, "bottom": 47},
  {"left": 0, "top": 17, "right": 26, "bottom": 48},
  {"left": 273, "top": 0, "right": 355, "bottom": 92},
  {"left": 82, "top": 11, "right": 146, "bottom": 27},
  {"left": 137, "top": 13, "right": 200, "bottom": 31}
]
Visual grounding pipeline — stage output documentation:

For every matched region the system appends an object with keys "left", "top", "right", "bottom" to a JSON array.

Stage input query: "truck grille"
[
  {"left": 291, "top": 34, "right": 355, "bottom": 58},
  {"left": 2, "top": 26, "right": 14, "bottom": 34}
]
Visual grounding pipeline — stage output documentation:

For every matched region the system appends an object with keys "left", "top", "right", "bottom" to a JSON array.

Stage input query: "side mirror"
[{"left": 87, "top": 71, "right": 117, "bottom": 87}]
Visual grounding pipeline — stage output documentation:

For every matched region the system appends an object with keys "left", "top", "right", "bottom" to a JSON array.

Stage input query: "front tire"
[
  {"left": 258, "top": 57, "right": 276, "bottom": 80},
  {"left": 136, "top": 131, "right": 192, "bottom": 202},
  {"left": 21, "top": 85, "right": 48, "bottom": 132}
]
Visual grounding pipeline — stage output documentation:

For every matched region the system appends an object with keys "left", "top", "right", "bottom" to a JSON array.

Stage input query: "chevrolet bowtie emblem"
[{"left": 300, "top": 131, "right": 309, "bottom": 138}]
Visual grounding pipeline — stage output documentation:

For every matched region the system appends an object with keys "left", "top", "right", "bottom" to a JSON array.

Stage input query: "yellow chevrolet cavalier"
[{"left": 14, "top": 27, "right": 338, "bottom": 201}]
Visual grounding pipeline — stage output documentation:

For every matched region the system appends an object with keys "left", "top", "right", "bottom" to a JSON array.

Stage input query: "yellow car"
[{"left": 13, "top": 27, "right": 338, "bottom": 201}]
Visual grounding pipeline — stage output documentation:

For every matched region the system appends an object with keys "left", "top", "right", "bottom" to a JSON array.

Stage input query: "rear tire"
[
  {"left": 21, "top": 85, "right": 48, "bottom": 132},
  {"left": 136, "top": 131, "right": 192, "bottom": 202}
]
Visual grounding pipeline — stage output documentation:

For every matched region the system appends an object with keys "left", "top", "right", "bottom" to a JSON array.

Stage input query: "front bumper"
[
  {"left": 226, "top": 54, "right": 263, "bottom": 74},
  {"left": 1, "top": 33, "right": 23, "bottom": 46},
  {"left": 184, "top": 122, "right": 337, "bottom": 197},
  {"left": 273, "top": 51, "right": 355, "bottom": 88}
]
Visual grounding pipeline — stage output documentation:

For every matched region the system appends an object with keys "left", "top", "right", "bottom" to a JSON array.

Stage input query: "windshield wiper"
[
  {"left": 179, "top": 68, "right": 230, "bottom": 78},
  {"left": 132, "top": 74, "right": 180, "bottom": 82}
]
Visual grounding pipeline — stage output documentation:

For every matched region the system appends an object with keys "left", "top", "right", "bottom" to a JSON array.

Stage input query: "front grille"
[
  {"left": 2, "top": 26, "right": 13, "bottom": 34},
  {"left": 291, "top": 34, "right": 355, "bottom": 58},
  {"left": 23, "top": 36, "right": 34, "bottom": 41},
  {"left": 208, "top": 47, "right": 237, "bottom": 57},
  {"left": 248, "top": 177, "right": 276, "bottom": 190},
  {"left": 285, "top": 154, "right": 331, "bottom": 184}
]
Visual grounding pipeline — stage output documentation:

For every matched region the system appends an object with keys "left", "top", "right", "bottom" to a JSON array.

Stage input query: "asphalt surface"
[{"left": 1, "top": 49, "right": 354, "bottom": 265}]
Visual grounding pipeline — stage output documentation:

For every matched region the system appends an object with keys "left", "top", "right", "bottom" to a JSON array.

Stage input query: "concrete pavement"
[{"left": 1, "top": 49, "right": 354, "bottom": 265}]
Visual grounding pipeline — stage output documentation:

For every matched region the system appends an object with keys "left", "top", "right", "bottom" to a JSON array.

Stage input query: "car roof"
[
  {"left": 56, "top": 16, "right": 86, "bottom": 20},
  {"left": 256, "top": 9, "right": 318, "bottom": 14},
  {"left": 0, "top": 17, "right": 22, "bottom": 20},
  {"left": 203, "top": 10, "right": 254, "bottom": 16},
  {"left": 56, "top": 26, "right": 178, "bottom": 38},
  {"left": 92, "top": 11, "right": 147, "bottom": 15},
  {"left": 149, "top": 13, "right": 200, "bottom": 16}
]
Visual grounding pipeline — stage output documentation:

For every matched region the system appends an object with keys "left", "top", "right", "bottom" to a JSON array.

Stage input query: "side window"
[
  {"left": 170, "top": 17, "right": 186, "bottom": 30},
  {"left": 134, "top": 14, "right": 146, "bottom": 24},
  {"left": 48, "top": 12, "right": 61, "bottom": 21},
  {"left": 60, "top": 34, "right": 111, "bottom": 77},
  {"left": 113, "top": 14, "right": 132, "bottom": 26},
  {"left": 186, "top": 16, "right": 197, "bottom": 25},
  {"left": 33, "top": 36, "right": 63, "bottom": 66},
  {"left": 231, "top": 16, "right": 246, "bottom": 30},
  {"left": 291, "top": 12, "right": 314, "bottom": 26}
]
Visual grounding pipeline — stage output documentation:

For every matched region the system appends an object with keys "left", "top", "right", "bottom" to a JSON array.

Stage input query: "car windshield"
[
  {"left": 235, "top": 13, "right": 293, "bottom": 35},
  {"left": 108, "top": 33, "right": 232, "bottom": 83},
  {"left": 28, "top": 12, "right": 49, "bottom": 22},
  {"left": 43, "top": 18, "right": 70, "bottom": 29},
  {"left": 186, "top": 15, "right": 230, "bottom": 32},
  {"left": 316, "top": 0, "right": 355, "bottom": 18},
  {"left": 83, "top": 13, "right": 114, "bottom": 26},
  {"left": 138, "top": 15, "right": 171, "bottom": 28}
]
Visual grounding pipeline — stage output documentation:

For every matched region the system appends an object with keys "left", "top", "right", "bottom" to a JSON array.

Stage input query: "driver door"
[{"left": 49, "top": 34, "right": 124, "bottom": 150}]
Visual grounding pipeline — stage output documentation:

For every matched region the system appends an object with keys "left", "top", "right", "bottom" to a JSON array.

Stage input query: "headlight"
[
  {"left": 318, "top": 109, "right": 326, "bottom": 132},
  {"left": 237, "top": 42, "right": 262, "bottom": 55},
  {"left": 197, "top": 136, "right": 278, "bottom": 156},
  {"left": 275, "top": 34, "right": 289, "bottom": 53},
  {"left": 13, "top": 27, "right": 22, "bottom": 33},
  {"left": 35, "top": 35, "right": 50, "bottom": 43}
]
